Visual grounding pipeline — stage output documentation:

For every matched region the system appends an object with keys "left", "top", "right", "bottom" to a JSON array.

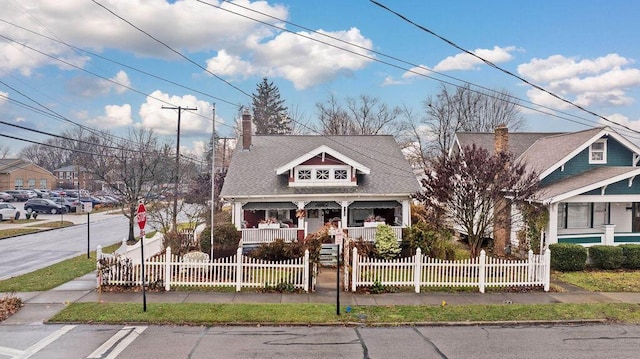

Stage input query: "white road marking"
[
  {"left": 0, "top": 325, "right": 77, "bottom": 359},
  {"left": 87, "top": 326, "right": 147, "bottom": 359}
]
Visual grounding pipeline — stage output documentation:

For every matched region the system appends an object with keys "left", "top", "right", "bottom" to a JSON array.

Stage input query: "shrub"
[
  {"left": 374, "top": 224, "right": 401, "bottom": 260},
  {"left": 549, "top": 243, "right": 587, "bottom": 271},
  {"left": 401, "top": 222, "right": 456, "bottom": 260},
  {"left": 620, "top": 244, "right": 640, "bottom": 269},
  {"left": 199, "top": 223, "right": 241, "bottom": 259},
  {"left": 588, "top": 245, "right": 624, "bottom": 270}
]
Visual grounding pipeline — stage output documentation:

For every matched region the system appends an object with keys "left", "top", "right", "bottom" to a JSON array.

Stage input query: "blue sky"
[{"left": 2, "top": 0, "right": 640, "bottom": 157}]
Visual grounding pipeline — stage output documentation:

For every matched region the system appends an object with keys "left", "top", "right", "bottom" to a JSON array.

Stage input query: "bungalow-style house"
[
  {"left": 220, "top": 112, "right": 421, "bottom": 244},
  {"left": 0, "top": 158, "right": 56, "bottom": 191},
  {"left": 452, "top": 126, "right": 640, "bottom": 249}
]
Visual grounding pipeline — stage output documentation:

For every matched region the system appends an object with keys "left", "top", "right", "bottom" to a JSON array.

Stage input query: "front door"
[{"left": 633, "top": 203, "right": 640, "bottom": 232}]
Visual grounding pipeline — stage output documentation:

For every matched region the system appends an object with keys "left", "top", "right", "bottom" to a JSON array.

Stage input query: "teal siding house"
[{"left": 453, "top": 126, "right": 640, "bottom": 249}]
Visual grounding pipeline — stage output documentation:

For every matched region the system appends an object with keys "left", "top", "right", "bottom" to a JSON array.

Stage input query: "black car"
[
  {"left": 4, "top": 190, "right": 30, "bottom": 201},
  {"left": 24, "top": 198, "right": 67, "bottom": 214}
]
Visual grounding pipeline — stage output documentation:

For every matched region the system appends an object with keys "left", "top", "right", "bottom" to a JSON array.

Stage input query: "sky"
[{"left": 2, "top": 0, "right": 640, "bottom": 159}]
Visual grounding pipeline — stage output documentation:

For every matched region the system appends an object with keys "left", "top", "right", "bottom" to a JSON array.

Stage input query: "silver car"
[{"left": 0, "top": 203, "right": 19, "bottom": 221}]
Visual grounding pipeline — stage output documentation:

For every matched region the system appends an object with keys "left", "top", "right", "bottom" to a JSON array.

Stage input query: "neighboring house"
[
  {"left": 452, "top": 126, "right": 640, "bottom": 249},
  {"left": 0, "top": 158, "right": 57, "bottom": 191},
  {"left": 53, "top": 165, "right": 99, "bottom": 191},
  {"left": 220, "top": 112, "right": 421, "bottom": 243}
]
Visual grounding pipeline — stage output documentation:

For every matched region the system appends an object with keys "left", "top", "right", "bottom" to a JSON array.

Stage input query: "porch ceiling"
[
  {"left": 304, "top": 201, "right": 341, "bottom": 209},
  {"left": 242, "top": 202, "right": 296, "bottom": 210},
  {"left": 349, "top": 200, "right": 400, "bottom": 208}
]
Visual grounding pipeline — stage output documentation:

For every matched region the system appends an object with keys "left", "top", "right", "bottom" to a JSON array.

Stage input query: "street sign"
[{"left": 136, "top": 202, "right": 146, "bottom": 230}]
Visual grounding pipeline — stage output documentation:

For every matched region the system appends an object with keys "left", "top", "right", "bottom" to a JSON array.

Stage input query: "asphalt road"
[
  {"left": 0, "top": 323, "right": 639, "bottom": 358},
  {"left": 0, "top": 214, "right": 129, "bottom": 280}
]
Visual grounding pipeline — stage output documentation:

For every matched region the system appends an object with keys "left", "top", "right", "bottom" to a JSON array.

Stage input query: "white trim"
[
  {"left": 275, "top": 145, "right": 370, "bottom": 175},
  {"left": 543, "top": 167, "right": 640, "bottom": 204},
  {"left": 562, "top": 194, "right": 640, "bottom": 203}
]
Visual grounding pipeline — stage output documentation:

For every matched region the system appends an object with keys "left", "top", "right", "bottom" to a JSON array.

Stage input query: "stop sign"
[{"left": 136, "top": 202, "right": 146, "bottom": 230}]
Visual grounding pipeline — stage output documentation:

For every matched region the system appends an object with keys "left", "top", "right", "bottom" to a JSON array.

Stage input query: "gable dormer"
[{"left": 275, "top": 145, "right": 370, "bottom": 187}]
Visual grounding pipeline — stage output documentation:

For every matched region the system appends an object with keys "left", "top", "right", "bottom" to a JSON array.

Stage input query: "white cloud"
[
  {"left": 519, "top": 54, "right": 640, "bottom": 108},
  {"left": 599, "top": 113, "right": 640, "bottom": 133},
  {"left": 67, "top": 70, "right": 131, "bottom": 97},
  {"left": 138, "top": 90, "right": 214, "bottom": 136},
  {"left": 0, "top": 91, "right": 7, "bottom": 105},
  {"left": 207, "top": 28, "right": 374, "bottom": 89},
  {"left": 433, "top": 46, "right": 516, "bottom": 72},
  {"left": 87, "top": 104, "right": 133, "bottom": 128}
]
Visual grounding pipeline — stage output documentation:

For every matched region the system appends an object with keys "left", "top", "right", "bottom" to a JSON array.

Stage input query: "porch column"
[
  {"left": 232, "top": 202, "right": 243, "bottom": 230},
  {"left": 297, "top": 201, "right": 306, "bottom": 229},
  {"left": 547, "top": 203, "right": 558, "bottom": 247},
  {"left": 340, "top": 201, "right": 351, "bottom": 228},
  {"left": 402, "top": 199, "right": 411, "bottom": 226},
  {"left": 602, "top": 224, "right": 616, "bottom": 245}
]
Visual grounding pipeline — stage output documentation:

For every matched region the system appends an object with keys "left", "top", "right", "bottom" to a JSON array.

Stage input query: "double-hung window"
[{"left": 589, "top": 139, "right": 607, "bottom": 164}]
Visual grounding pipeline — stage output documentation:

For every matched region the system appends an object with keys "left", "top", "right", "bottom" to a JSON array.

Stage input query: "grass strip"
[
  {"left": 0, "top": 243, "right": 120, "bottom": 292},
  {"left": 0, "top": 228, "right": 40, "bottom": 238},
  {"left": 553, "top": 270, "right": 640, "bottom": 292},
  {"left": 27, "top": 221, "right": 74, "bottom": 229},
  {"left": 49, "top": 302, "right": 640, "bottom": 325}
]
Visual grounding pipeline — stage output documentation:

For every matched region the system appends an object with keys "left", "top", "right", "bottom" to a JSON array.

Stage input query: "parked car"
[
  {"left": 52, "top": 197, "right": 81, "bottom": 213},
  {"left": 24, "top": 198, "right": 67, "bottom": 214},
  {"left": 31, "top": 189, "right": 50, "bottom": 198},
  {"left": 0, "top": 203, "right": 19, "bottom": 221},
  {"left": 4, "top": 190, "right": 30, "bottom": 201},
  {"left": 0, "top": 192, "right": 14, "bottom": 202},
  {"left": 24, "top": 190, "right": 38, "bottom": 199}
]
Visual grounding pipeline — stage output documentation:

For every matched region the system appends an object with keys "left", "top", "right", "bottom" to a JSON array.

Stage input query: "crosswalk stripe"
[
  {"left": 87, "top": 326, "right": 147, "bottom": 359},
  {"left": 18, "top": 325, "right": 76, "bottom": 359}
]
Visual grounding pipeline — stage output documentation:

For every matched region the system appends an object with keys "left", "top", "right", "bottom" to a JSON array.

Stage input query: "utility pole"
[
  {"left": 211, "top": 104, "right": 215, "bottom": 261},
  {"left": 162, "top": 105, "right": 197, "bottom": 234}
]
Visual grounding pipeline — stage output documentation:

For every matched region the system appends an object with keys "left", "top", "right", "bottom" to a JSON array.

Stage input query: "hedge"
[
  {"left": 549, "top": 243, "right": 587, "bottom": 271},
  {"left": 588, "top": 245, "right": 624, "bottom": 270}
]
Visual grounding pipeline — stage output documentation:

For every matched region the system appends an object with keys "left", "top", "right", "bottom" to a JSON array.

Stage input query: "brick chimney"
[
  {"left": 494, "top": 124, "right": 508, "bottom": 154},
  {"left": 493, "top": 124, "right": 511, "bottom": 256},
  {"left": 242, "top": 109, "right": 252, "bottom": 151}
]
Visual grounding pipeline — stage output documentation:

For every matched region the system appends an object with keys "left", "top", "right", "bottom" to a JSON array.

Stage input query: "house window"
[
  {"left": 298, "top": 170, "right": 311, "bottom": 180},
  {"left": 316, "top": 169, "right": 330, "bottom": 180},
  {"left": 334, "top": 169, "right": 347, "bottom": 180},
  {"left": 589, "top": 139, "right": 607, "bottom": 164},
  {"left": 266, "top": 209, "right": 290, "bottom": 222},
  {"left": 27, "top": 178, "right": 35, "bottom": 188},
  {"left": 39, "top": 179, "right": 47, "bottom": 189},
  {"left": 14, "top": 178, "right": 24, "bottom": 190},
  {"left": 558, "top": 202, "right": 592, "bottom": 229}
]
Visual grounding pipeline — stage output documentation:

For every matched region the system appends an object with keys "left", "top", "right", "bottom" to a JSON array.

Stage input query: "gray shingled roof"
[
  {"left": 455, "top": 132, "right": 561, "bottom": 159},
  {"left": 220, "top": 135, "right": 421, "bottom": 199},
  {"left": 518, "top": 127, "right": 604, "bottom": 176},
  {"left": 536, "top": 166, "right": 640, "bottom": 203}
]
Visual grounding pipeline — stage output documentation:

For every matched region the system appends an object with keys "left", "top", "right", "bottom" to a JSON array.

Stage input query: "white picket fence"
[
  {"left": 97, "top": 247, "right": 311, "bottom": 292},
  {"left": 351, "top": 247, "right": 551, "bottom": 293}
]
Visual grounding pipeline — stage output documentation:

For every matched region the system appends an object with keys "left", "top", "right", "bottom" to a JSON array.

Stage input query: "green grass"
[
  {"left": 0, "top": 243, "right": 120, "bottom": 292},
  {"left": 553, "top": 270, "right": 640, "bottom": 292},
  {"left": 48, "top": 302, "right": 640, "bottom": 325},
  {"left": 0, "top": 228, "right": 40, "bottom": 238}
]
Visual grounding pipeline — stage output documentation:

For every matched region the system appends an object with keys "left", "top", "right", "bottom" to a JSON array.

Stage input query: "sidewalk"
[{"left": 4, "top": 267, "right": 640, "bottom": 326}]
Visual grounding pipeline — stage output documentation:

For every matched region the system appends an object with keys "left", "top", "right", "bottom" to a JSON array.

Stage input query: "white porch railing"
[
  {"left": 240, "top": 228, "right": 301, "bottom": 244},
  {"left": 97, "top": 247, "right": 310, "bottom": 292},
  {"left": 351, "top": 247, "right": 551, "bottom": 293},
  {"left": 346, "top": 226, "right": 403, "bottom": 241}
]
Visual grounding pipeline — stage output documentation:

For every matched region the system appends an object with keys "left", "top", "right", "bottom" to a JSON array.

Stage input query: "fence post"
[
  {"left": 235, "top": 247, "right": 243, "bottom": 292},
  {"left": 303, "top": 249, "right": 309, "bottom": 292},
  {"left": 96, "top": 245, "right": 102, "bottom": 288},
  {"left": 527, "top": 249, "right": 534, "bottom": 284},
  {"left": 413, "top": 247, "right": 422, "bottom": 293},
  {"left": 479, "top": 250, "right": 486, "bottom": 293},
  {"left": 351, "top": 247, "right": 358, "bottom": 292},
  {"left": 165, "top": 247, "right": 172, "bottom": 291},
  {"left": 544, "top": 248, "right": 551, "bottom": 292}
]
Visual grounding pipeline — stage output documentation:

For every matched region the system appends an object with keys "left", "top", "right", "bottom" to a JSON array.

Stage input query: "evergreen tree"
[{"left": 251, "top": 77, "right": 291, "bottom": 134}]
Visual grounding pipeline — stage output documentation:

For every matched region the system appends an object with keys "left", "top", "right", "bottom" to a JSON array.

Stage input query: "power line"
[{"left": 369, "top": 0, "right": 640, "bottom": 136}]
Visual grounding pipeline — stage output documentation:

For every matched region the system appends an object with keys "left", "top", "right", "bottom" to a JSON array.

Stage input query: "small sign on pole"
[{"left": 136, "top": 201, "right": 147, "bottom": 312}]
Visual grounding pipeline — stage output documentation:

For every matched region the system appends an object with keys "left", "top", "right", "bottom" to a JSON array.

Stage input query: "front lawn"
[{"left": 553, "top": 270, "right": 640, "bottom": 292}]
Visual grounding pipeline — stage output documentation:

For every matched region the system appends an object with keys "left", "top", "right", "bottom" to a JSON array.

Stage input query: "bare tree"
[
  {"left": 415, "top": 144, "right": 538, "bottom": 257},
  {"left": 89, "top": 127, "right": 169, "bottom": 242},
  {"left": 0, "top": 145, "right": 10, "bottom": 159},
  {"left": 396, "top": 105, "right": 430, "bottom": 169},
  {"left": 314, "top": 93, "right": 402, "bottom": 136},
  {"left": 424, "top": 84, "right": 525, "bottom": 155}
]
